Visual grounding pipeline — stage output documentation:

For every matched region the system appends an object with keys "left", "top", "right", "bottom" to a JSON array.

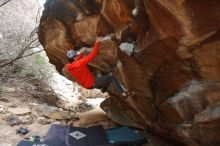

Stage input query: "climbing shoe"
[
  {"left": 101, "top": 86, "right": 108, "bottom": 93},
  {"left": 122, "top": 90, "right": 135, "bottom": 98}
]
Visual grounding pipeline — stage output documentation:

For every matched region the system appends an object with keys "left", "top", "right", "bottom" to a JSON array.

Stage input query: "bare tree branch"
[
  {"left": 0, "top": 49, "right": 43, "bottom": 68},
  {"left": 36, "top": 8, "right": 41, "bottom": 25},
  {"left": 0, "top": 26, "right": 42, "bottom": 68},
  {"left": 0, "top": 0, "right": 12, "bottom": 8},
  {"left": 22, "top": 49, "right": 43, "bottom": 58},
  {"left": 0, "top": 54, "right": 24, "bottom": 68}
]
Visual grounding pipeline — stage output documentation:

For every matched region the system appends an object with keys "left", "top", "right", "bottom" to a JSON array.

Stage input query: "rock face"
[{"left": 38, "top": 0, "right": 220, "bottom": 145}]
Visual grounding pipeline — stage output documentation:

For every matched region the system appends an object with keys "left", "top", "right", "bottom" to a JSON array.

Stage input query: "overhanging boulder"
[{"left": 38, "top": 0, "right": 220, "bottom": 145}]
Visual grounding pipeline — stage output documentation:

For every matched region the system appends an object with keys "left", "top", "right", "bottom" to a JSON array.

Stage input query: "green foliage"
[
  {"left": 34, "top": 54, "right": 47, "bottom": 65},
  {"left": 18, "top": 68, "right": 35, "bottom": 78},
  {"left": 0, "top": 86, "right": 3, "bottom": 93},
  {"left": 0, "top": 86, "right": 7, "bottom": 93}
]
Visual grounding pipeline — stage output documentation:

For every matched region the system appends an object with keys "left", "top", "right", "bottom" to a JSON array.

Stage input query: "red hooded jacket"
[{"left": 66, "top": 41, "right": 100, "bottom": 88}]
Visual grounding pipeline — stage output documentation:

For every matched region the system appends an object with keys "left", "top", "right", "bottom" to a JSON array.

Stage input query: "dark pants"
[{"left": 93, "top": 75, "right": 124, "bottom": 93}]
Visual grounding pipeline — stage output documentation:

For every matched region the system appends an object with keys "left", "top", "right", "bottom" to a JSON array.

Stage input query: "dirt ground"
[{"left": 0, "top": 65, "right": 116, "bottom": 146}]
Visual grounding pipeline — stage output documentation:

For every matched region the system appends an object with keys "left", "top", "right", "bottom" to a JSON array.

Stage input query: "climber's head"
[{"left": 67, "top": 50, "right": 79, "bottom": 63}]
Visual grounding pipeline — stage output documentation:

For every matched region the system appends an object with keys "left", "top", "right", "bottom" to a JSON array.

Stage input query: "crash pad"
[{"left": 106, "top": 126, "right": 147, "bottom": 146}]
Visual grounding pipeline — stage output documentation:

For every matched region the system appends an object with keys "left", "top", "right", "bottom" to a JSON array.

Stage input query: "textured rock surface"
[{"left": 38, "top": 0, "right": 220, "bottom": 145}]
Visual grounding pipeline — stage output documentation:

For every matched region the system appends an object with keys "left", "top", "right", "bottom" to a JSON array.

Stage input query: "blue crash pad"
[
  {"left": 66, "top": 125, "right": 109, "bottom": 146},
  {"left": 106, "top": 126, "right": 148, "bottom": 146},
  {"left": 16, "top": 140, "right": 54, "bottom": 146}
]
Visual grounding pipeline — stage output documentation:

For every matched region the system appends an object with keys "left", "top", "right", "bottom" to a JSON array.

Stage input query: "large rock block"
[
  {"left": 39, "top": 17, "right": 73, "bottom": 72},
  {"left": 144, "top": 0, "right": 220, "bottom": 59},
  {"left": 159, "top": 81, "right": 214, "bottom": 129},
  {"left": 118, "top": 49, "right": 152, "bottom": 98},
  {"left": 136, "top": 38, "right": 197, "bottom": 104},
  {"left": 143, "top": 0, "right": 182, "bottom": 40},
  {"left": 172, "top": 102, "right": 220, "bottom": 146},
  {"left": 38, "top": 0, "right": 220, "bottom": 145},
  {"left": 91, "top": 39, "right": 118, "bottom": 73},
  {"left": 100, "top": 95, "right": 148, "bottom": 128},
  {"left": 101, "top": 0, "right": 133, "bottom": 29},
  {"left": 193, "top": 33, "right": 220, "bottom": 81},
  {"left": 71, "top": 15, "right": 112, "bottom": 45}
]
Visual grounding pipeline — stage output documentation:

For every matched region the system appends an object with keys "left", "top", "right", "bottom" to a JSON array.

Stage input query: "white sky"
[{"left": 38, "top": 0, "right": 46, "bottom": 6}]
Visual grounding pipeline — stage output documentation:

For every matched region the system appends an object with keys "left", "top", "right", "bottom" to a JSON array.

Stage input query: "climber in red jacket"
[{"left": 65, "top": 38, "right": 132, "bottom": 97}]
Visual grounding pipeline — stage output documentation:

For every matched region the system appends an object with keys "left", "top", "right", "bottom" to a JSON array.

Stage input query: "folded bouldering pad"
[
  {"left": 17, "top": 140, "right": 54, "bottom": 146},
  {"left": 44, "top": 124, "right": 69, "bottom": 146},
  {"left": 66, "top": 125, "right": 110, "bottom": 146},
  {"left": 106, "top": 126, "right": 148, "bottom": 146}
]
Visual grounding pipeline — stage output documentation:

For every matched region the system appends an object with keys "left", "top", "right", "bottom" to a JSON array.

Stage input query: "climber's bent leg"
[{"left": 94, "top": 75, "right": 124, "bottom": 93}]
